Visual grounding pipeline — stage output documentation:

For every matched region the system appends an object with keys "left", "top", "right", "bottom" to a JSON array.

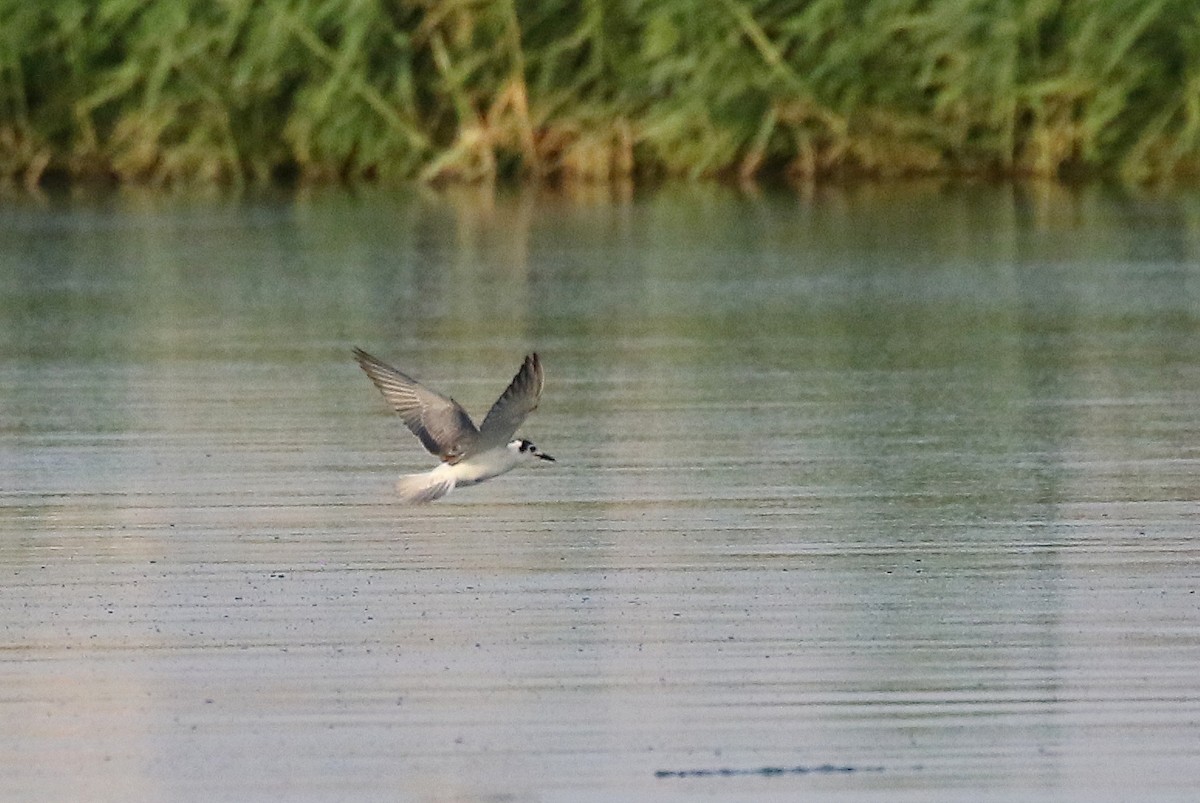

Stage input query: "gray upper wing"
[
  {"left": 474, "top": 353, "right": 544, "bottom": 452},
  {"left": 353, "top": 348, "right": 479, "bottom": 462}
]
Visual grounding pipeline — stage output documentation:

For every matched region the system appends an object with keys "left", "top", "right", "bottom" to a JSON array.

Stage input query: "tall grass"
[{"left": 2, "top": 0, "right": 1199, "bottom": 187}]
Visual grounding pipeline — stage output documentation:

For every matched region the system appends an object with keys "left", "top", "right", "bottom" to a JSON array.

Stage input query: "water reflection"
[{"left": 1, "top": 182, "right": 1199, "bottom": 799}]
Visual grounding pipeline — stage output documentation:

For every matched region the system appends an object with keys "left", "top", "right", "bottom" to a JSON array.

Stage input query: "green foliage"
[{"left": 1, "top": 0, "right": 1198, "bottom": 186}]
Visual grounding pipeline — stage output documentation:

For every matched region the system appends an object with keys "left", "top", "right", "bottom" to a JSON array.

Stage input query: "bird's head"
[{"left": 510, "top": 438, "right": 555, "bottom": 462}]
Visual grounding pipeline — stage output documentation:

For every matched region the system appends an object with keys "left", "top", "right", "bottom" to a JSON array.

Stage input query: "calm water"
[{"left": 2, "top": 183, "right": 1199, "bottom": 801}]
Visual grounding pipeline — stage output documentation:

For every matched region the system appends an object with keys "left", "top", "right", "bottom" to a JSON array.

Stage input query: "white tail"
[{"left": 396, "top": 469, "right": 456, "bottom": 504}]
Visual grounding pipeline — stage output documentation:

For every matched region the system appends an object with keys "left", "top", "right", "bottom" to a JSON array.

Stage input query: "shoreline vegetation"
[{"left": 2, "top": 1, "right": 1199, "bottom": 189}]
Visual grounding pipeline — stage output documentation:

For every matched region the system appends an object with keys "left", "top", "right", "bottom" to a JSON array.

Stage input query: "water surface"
[{"left": 2, "top": 183, "right": 1199, "bottom": 800}]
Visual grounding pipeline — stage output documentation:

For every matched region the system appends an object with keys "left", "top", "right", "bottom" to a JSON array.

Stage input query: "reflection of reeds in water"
[{"left": 3, "top": 0, "right": 1199, "bottom": 187}]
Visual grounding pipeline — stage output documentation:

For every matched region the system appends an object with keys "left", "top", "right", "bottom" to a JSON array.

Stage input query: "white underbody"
[{"left": 396, "top": 446, "right": 526, "bottom": 503}]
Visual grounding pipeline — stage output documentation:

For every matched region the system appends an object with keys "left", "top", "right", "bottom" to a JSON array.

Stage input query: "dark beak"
[{"left": 539, "top": 453, "right": 556, "bottom": 462}]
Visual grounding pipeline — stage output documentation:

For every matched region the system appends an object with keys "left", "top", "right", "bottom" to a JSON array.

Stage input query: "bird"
[{"left": 353, "top": 347, "right": 554, "bottom": 503}]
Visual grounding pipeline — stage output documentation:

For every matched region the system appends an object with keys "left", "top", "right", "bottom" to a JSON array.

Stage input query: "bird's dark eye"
[{"left": 519, "top": 440, "right": 530, "bottom": 452}]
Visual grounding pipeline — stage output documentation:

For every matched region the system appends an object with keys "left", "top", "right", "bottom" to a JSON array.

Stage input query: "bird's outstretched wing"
[
  {"left": 353, "top": 348, "right": 479, "bottom": 463},
  {"left": 474, "top": 353, "right": 544, "bottom": 452}
]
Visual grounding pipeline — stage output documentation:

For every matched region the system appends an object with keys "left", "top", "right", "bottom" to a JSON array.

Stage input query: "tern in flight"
[{"left": 353, "top": 348, "right": 554, "bottom": 503}]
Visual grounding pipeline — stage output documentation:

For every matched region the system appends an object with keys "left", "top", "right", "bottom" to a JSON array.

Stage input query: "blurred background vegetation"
[{"left": 2, "top": 0, "right": 1199, "bottom": 188}]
